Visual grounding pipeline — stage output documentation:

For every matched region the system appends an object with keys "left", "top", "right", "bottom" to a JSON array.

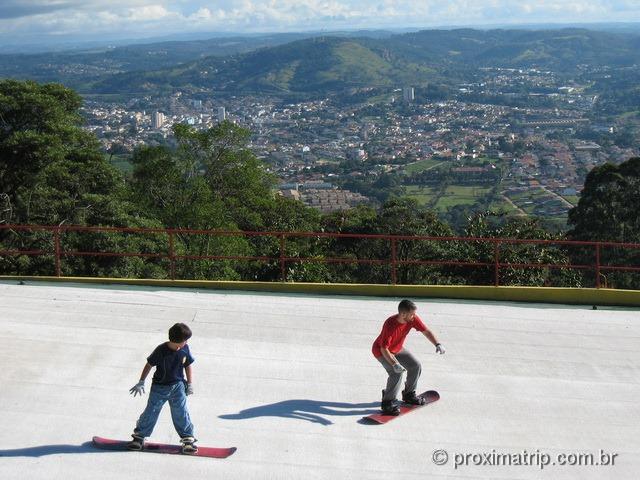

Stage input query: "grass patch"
[
  {"left": 367, "top": 93, "right": 394, "bottom": 104},
  {"left": 507, "top": 188, "right": 548, "bottom": 203},
  {"left": 561, "top": 195, "right": 580, "bottom": 206},
  {"left": 404, "top": 159, "right": 444, "bottom": 174},
  {"left": 435, "top": 186, "right": 491, "bottom": 210},
  {"left": 404, "top": 186, "right": 438, "bottom": 206},
  {"left": 324, "top": 42, "right": 393, "bottom": 85},
  {"left": 316, "top": 158, "right": 341, "bottom": 165},
  {"left": 488, "top": 198, "right": 521, "bottom": 214}
]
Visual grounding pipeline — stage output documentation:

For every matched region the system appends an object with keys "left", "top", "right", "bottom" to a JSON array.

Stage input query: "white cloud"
[
  {"left": 125, "top": 5, "right": 172, "bottom": 21},
  {"left": 1, "top": 1, "right": 639, "bottom": 44}
]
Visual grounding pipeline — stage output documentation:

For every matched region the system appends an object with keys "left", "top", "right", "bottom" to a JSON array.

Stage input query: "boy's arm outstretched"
[
  {"left": 422, "top": 326, "right": 445, "bottom": 354},
  {"left": 129, "top": 362, "right": 152, "bottom": 396}
]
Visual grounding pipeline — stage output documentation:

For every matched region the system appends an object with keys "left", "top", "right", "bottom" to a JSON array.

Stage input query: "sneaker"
[
  {"left": 402, "top": 390, "right": 426, "bottom": 405},
  {"left": 180, "top": 437, "right": 198, "bottom": 455},
  {"left": 127, "top": 435, "right": 144, "bottom": 451}
]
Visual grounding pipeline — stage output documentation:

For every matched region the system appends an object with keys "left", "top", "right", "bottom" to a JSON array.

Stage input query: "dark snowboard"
[
  {"left": 362, "top": 390, "right": 440, "bottom": 424},
  {"left": 92, "top": 436, "right": 236, "bottom": 458}
]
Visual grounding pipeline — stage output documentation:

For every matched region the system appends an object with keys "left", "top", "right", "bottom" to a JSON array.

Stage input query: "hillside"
[
  {"left": 3, "top": 27, "right": 639, "bottom": 98},
  {"left": 0, "top": 31, "right": 396, "bottom": 89},
  {"left": 89, "top": 36, "right": 440, "bottom": 95},
  {"left": 387, "top": 28, "right": 640, "bottom": 70},
  {"left": 87, "top": 28, "right": 640, "bottom": 96}
]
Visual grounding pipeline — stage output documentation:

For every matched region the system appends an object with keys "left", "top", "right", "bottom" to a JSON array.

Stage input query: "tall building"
[
  {"left": 217, "top": 107, "right": 226, "bottom": 122},
  {"left": 403, "top": 87, "right": 415, "bottom": 103},
  {"left": 152, "top": 111, "right": 165, "bottom": 129}
]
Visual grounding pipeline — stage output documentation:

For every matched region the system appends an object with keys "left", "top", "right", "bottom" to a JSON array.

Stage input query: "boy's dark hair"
[
  {"left": 169, "top": 323, "right": 192, "bottom": 343},
  {"left": 398, "top": 299, "right": 417, "bottom": 312}
]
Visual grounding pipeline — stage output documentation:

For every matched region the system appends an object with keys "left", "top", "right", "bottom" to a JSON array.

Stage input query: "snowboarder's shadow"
[
  {"left": 0, "top": 442, "right": 101, "bottom": 457},
  {"left": 219, "top": 399, "right": 379, "bottom": 425}
]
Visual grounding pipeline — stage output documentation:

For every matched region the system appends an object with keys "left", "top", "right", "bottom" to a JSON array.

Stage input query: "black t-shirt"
[{"left": 147, "top": 342, "right": 194, "bottom": 385}]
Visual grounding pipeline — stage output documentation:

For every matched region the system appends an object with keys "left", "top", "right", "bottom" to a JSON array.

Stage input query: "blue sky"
[{"left": 1, "top": 1, "right": 640, "bottom": 45}]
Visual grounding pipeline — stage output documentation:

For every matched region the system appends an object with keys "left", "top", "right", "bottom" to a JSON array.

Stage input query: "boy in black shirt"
[{"left": 128, "top": 323, "right": 197, "bottom": 454}]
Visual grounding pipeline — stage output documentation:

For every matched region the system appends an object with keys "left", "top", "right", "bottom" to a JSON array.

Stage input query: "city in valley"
[{"left": 84, "top": 65, "right": 639, "bottom": 230}]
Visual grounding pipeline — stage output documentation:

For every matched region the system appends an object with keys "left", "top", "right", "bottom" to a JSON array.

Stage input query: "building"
[
  {"left": 574, "top": 142, "right": 602, "bottom": 152},
  {"left": 218, "top": 107, "right": 226, "bottom": 122},
  {"left": 134, "top": 112, "right": 144, "bottom": 127},
  {"left": 403, "top": 87, "right": 415, "bottom": 103},
  {"left": 151, "top": 111, "right": 165, "bottom": 129}
]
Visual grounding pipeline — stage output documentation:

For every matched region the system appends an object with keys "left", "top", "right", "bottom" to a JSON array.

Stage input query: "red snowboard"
[
  {"left": 92, "top": 436, "right": 236, "bottom": 458},
  {"left": 363, "top": 390, "right": 440, "bottom": 424}
]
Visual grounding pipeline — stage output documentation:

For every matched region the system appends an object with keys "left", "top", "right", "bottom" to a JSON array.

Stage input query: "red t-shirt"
[{"left": 372, "top": 314, "right": 427, "bottom": 358}]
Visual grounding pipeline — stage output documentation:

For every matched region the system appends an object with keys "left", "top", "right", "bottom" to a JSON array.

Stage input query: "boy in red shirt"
[{"left": 372, "top": 299, "right": 444, "bottom": 415}]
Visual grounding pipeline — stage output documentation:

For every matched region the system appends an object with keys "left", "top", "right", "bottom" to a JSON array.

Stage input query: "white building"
[
  {"left": 151, "top": 111, "right": 165, "bottom": 129},
  {"left": 218, "top": 107, "right": 226, "bottom": 122},
  {"left": 403, "top": 86, "right": 415, "bottom": 103}
]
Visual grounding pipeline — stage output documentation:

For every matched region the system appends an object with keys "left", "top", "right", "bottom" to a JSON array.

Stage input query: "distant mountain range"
[
  {"left": 0, "top": 29, "right": 411, "bottom": 55},
  {"left": 2, "top": 28, "right": 640, "bottom": 97},
  {"left": 386, "top": 28, "right": 640, "bottom": 69},
  {"left": 0, "top": 33, "right": 327, "bottom": 84},
  {"left": 0, "top": 30, "right": 399, "bottom": 84}
]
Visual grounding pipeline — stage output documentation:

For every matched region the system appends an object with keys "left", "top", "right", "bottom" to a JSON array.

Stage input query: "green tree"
[
  {"left": 322, "top": 199, "right": 455, "bottom": 285},
  {"left": 568, "top": 158, "right": 640, "bottom": 243},
  {"left": 128, "top": 123, "right": 324, "bottom": 281},
  {"left": 568, "top": 157, "right": 640, "bottom": 288},
  {"left": 0, "top": 80, "right": 132, "bottom": 226},
  {"left": 128, "top": 142, "right": 250, "bottom": 281},
  {"left": 0, "top": 80, "right": 161, "bottom": 278},
  {"left": 0, "top": 80, "right": 91, "bottom": 201},
  {"left": 248, "top": 195, "right": 326, "bottom": 282},
  {"left": 463, "top": 213, "right": 582, "bottom": 287},
  {"left": 173, "top": 122, "right": 276, "bottom": 231},
  {"left": 129, "top": 144, "right": 226, "bottom": 230}
]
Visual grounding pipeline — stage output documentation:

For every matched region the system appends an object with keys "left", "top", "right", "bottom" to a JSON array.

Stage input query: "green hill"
[
  {"left": 90, "top": 36, "right": 439, "bottom": 95},
  {"left": 386, "top": 28, "right": 640, "bottom": 70},
  {"left": 60, "top": 28, "right": 640, "bottom": 96}
]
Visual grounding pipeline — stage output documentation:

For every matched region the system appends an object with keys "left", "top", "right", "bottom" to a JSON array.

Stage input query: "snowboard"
[
  {"left": 92, "top": 436, "right": 236, "bottom": 458},
  {"left": 363, "top": 390, "right": 440, "bottom": 424}
]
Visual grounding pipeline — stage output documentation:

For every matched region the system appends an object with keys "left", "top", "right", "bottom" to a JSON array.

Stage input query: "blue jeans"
[{"left": 134, "top": 382, "right": 194, "bottom": 439}]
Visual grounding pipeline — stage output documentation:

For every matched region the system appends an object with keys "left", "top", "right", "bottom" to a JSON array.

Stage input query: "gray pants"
[{"left": 377, "top": 349, "right": 422, "bottom": 401}]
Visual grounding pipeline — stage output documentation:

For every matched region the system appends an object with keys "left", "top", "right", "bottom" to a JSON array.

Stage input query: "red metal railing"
[{"left": 1, "top": 224, "right": 640, "bottom": 288}]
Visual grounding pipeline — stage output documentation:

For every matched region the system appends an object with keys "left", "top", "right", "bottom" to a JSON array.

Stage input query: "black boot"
[
  {"left": 381, "top": 390, "right": 400, "bottom": 416},
  {"left": 381, "top": 399, "right": 400, "bottom": 416},
  {"left": 402, "top": 390, "right": 426, "bottom": 405},
  {"left": 127, "top": 434, "right": 144, "bottom": 451}
]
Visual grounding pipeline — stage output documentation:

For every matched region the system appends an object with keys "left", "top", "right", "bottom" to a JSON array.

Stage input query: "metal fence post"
[
  {"left": 494, "top": 241, "right": 500, "bottom": 287},
  {"left": 595, "top": 243, "right": 601, "bottom": 288},
  {"left": 168, "top": 231, "right": 176, "bottom": 280},
  {"left": 54, "top": 226, "right": 61, "bottom": 277},
  {"left": 280, "top": 234, "right": 286, "bottom": 282},
  {"left": 391, "top": 237, "right": 397, "bottom": 285}
]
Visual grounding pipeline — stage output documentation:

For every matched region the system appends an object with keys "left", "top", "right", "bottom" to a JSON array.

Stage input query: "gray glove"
[
  {"left": 435, "top": 343, "right": 445, "bottom": 355},
  {"left": 129, "top": 380, "right": 145, "bottom": 396},
  {"left": 186, "top": 383, "right": 194, "bottom": 396},
  {"left": 392, "top": 363, "right": 406, "bottom": 374}
]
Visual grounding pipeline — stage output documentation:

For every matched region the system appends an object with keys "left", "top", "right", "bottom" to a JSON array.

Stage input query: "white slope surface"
[{"left": 0, "top": 281, "right": 638, "bottom": 479}]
